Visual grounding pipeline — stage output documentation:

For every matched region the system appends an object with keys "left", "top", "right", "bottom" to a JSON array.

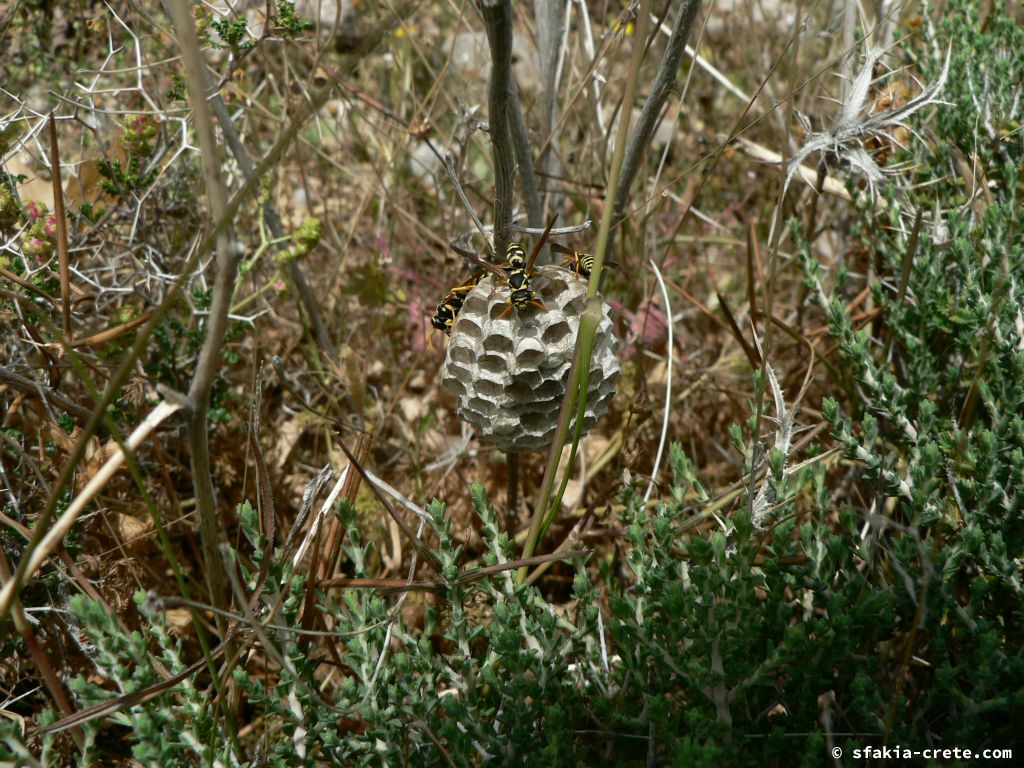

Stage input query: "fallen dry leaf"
[
  {"left": 164, "top": 608, "right": 194, "bottom": 637},
  {"left": 113, "top": 512, "right": 154, "bottom": 548}
]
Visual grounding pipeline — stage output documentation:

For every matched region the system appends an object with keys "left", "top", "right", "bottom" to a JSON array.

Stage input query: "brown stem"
[
  {"left": 48, "top": 113, "right": 72, "bottom": 343},
  {"left": 0, "top": 365, "right": 93, "bottom": 421},
  {"left": 0, "top": 547, "right": 84, "bottom": 749},
  {"left": 0, "top": 3, "right": 415, "bottom": 627},
  {"left": 478, "top": 0, "right": 517, "bottom": 257},
  {"left": 169, "top": 0, "right": 237, "bottom": 624}
]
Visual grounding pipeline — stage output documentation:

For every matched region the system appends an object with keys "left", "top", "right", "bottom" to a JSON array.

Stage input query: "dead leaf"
[
  {"left": 64, "top": 143, "right": 124, "bottom": 213},
  {"left": 113, "top": 512, "right": 154, "bottom": 548},
  {"left": 559, "top": 434, "right": 612, "bottom": 512},
  {"left": 399, "top": 396, "right": 427, "bottom": 424},
  {"left": 273, "top": 410, "right": 319, "bottom": 470},
  {"left": 76, "top": 439, "right": 121, "bottom": 492},
  {"left": 164, "top": 608, "right": 193, "bottom": 637}
]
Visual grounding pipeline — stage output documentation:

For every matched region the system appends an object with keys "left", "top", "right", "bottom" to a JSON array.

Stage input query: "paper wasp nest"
[{"left": 440, "top": 265, "right": 620, "bottom": 453}]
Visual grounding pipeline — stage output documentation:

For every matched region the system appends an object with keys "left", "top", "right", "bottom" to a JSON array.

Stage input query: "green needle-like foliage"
[{"left": 3, "top": 2, "right": 1022, "bottom": 765}]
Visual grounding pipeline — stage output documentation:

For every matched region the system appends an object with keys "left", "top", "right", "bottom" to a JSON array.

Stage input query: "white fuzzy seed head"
[{"left": 440, "top": 264, "right": 620, "bottom": 453}]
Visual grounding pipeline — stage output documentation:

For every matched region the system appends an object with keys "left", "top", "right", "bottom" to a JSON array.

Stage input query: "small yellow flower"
[{"left": 610, "top": 18, "right": 634, "bottom": 36}]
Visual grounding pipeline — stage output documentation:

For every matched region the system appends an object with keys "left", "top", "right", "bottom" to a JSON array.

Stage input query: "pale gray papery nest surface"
[{"left": 440, "top": 264, "right": 620, "bottom": 453}]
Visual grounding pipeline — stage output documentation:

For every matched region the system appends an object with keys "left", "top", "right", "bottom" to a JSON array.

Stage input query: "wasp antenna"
[
  {"left": 450, "top": 242, "right": 479, "bottom": 261},
  {"left": 526, "top": 213, "right": 559, "bottom": 273}
]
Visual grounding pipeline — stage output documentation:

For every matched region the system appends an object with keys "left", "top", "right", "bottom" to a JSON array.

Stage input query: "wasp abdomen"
[{"left": 431, "top": 275, "right": 479, "bottom": 337}]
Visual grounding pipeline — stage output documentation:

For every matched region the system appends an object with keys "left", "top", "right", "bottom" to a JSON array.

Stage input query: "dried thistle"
[{"left": 786, "top": 44, "right": 952, "bottom": 201}]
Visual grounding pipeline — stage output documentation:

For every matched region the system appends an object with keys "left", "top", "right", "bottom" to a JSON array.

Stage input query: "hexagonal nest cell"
[{"left": 440, "top": 264, "right": 620, "bottom": 453}]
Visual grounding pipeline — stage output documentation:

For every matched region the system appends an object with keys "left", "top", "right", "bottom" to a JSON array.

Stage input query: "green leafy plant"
[
  {"left": 208, "top": 15, "right": 253, "bottom": 56},
  {"left": 273, "top": 1, "right": 313, "bottom": 39},
  {"left": 97, "top": 116, "right": 159, "bottom": 197},
  {"left": 3, "top": 2, "right": 1022, "bottom": 766}
]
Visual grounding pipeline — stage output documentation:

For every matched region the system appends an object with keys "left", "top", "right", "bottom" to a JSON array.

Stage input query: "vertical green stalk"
[{"left": 520, "top": 1, "right": 652, "bottom": 579}]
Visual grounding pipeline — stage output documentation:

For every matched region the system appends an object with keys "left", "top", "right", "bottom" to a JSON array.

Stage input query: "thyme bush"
[{"left": 2, "top": 1, "right": 1022, "bottom": 766}]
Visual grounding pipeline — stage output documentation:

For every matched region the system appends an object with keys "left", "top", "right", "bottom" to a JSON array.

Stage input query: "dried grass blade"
[
  {"left": 47, "top": 113, "right": 72, "bottom": 343},
  {"left": 716, "top": 290, "right": 761, "bottom": 368},
  {"left": 42, "top": 635, "right": 231, "bottom": 734},
  {"left": 247, "top": 428, "right": 275, "bottom": 608},
  {"left": 335, "top": 439, "right": 443, "bottom": 576},
  {"left": 70, "top": 309, "right": 156, "bottom": 348}
]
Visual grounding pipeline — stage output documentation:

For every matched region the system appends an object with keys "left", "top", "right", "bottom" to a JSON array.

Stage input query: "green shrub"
[{"left": 2, "top": 1, "right": 1021, "bottom": 766}]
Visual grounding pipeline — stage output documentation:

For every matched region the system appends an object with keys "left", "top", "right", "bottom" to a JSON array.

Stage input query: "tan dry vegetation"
[{"left": 0, "top": 0, "right": 942, "bottom": 757}]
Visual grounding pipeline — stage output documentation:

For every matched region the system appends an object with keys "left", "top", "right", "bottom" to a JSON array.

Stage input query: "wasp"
[
  {"left": 462, "top": 215, "right": 559, "bottom": 319},
  {"left": 551, "top": 243, "right": 619, "bottom": 280},
  {"left": 551, "top": 243, "right": 595, "bottom": 279},
  {"left": 429, "top": 274, "right": 479, "bottom": 347}
]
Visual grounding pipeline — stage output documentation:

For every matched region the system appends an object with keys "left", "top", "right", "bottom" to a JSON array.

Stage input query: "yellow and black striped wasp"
[
  {"left": 462, "top": 214, "right": 559, "bottom": 319},
  {"left": 551, "top": 243, "right": 595, "bottom": 279},
  {"left": 550, "top": 244, "right": 617, "bottom": 280},
  {"left": 429, "top": 273, "right": 479, "bottom": 346}
]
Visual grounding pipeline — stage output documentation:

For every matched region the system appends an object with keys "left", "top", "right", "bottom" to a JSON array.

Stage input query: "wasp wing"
[
  {"left": 457, "top": 250, "right": 509, "bottom": 281},
  {"left": 526, "top": 213, "right": 559, "bottom": 273}
]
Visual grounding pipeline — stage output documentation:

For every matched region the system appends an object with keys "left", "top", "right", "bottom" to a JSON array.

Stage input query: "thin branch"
[
  {"left": 169, "top": 0, "right": 237, "bottom": 622},
  {"left": 520, "top": 0, "right": 653, "bottom": 577},
  {"left": 207, "top": 90, "right": 336, "bottom": 361},
  {"left": 477, "top": 0, "right": 517, "bottom": 257},
  {"left": 511, "top": 220, "right": 591, "bottom": 235},
  {"left": 0, "top": 366, "right": 94, "bottom": 421},
  {"left": 612, "top": 0, "right": 703, "bottom": 246},
  {"left": 47, "top": 113, "right": 72, "bottom": 342},
  {"left": 0, "top": 402, "right": 183, "bottom": 617},
  {"left": 0, "top": 265, "right": 57, "bottom": 302},
  {"left": 574, "top": 0, "right": 607, "bottom": 135},
  {"left": 510, "top": 87, "right": 544, "bottom": 230},
  {"left": 532, "top": 0, "right": 567, "bottom": 212},
  {"left": 0, "top": 3, "right": 416, "bottom": 627},
  {"left": 0, "top": 547, "right": 84, "bottom": 749},
  {"left": 444, "top": 152, "right": 489, "bottom": 242}
]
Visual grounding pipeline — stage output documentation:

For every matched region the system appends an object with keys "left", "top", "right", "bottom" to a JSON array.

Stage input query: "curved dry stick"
[
  {"left": 643, "top": 257, "right": 673, "bottom": 504},
  {"left": 170, "top": 0, "right": 238, "bottom": 620},
  {"left": 0, "top": 366, "right": 93, "bottom": 421},
  {"left": 0, "top": 4, "right": 416, "bottom": 626},
  {"left": 0, "top": 402, "right": 182, "bottom": 617}
]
